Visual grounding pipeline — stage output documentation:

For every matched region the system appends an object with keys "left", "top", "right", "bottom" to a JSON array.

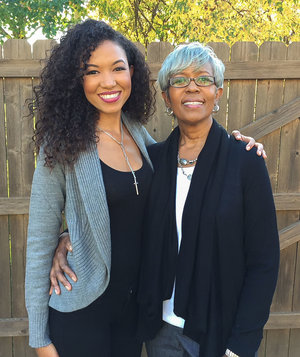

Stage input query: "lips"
[{"left": 99, "top": 91, "right": 121, "bottom": 103}]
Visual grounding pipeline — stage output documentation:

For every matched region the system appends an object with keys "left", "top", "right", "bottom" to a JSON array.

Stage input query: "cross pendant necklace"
[{"left": 97, "top": 121, "right": 139, "bottom": 195}]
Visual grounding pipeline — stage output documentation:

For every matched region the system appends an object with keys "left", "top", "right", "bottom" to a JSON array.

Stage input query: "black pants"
[{"left": 49, "top": 284, "right": 142, "bottom": 357}]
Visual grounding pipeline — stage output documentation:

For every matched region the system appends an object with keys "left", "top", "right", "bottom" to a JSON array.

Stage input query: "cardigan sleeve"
[
  {"left": 226, "top": 150, "right": 280, "bottom": 357},
  {"left": 25, "top": 152, "right": 66, "bottom": 348}
]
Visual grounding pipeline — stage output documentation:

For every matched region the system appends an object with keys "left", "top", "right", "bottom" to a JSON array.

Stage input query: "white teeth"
[
  {"left": 183, "top": 101, "right": 204, "bottom": 105},
  {"left": 100, "top": 93, "right": 120, "bottom": 99}
]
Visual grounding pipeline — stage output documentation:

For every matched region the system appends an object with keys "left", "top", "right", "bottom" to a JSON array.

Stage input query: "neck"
[
  {"left": 178, "top": 117, "right": 213, "bottom": 154},
  {"left": 96, "top": 112, "right": 122, "bottom": 133}
]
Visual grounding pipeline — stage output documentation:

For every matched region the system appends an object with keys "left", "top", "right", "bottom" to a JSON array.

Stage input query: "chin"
[{"left": 178, "top": 116, "right": 212, "bottom": 125}]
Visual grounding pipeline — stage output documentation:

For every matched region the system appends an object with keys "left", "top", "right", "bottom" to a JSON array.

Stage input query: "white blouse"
[{"left": 162, "top": 166, "right": 195, "bottom": 328}]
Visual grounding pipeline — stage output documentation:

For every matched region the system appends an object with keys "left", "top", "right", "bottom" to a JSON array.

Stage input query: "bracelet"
[
  {"left": 225, "top": 349, "right": 240, "bottom": 357},
  {"left": 59, "top": 229, "right": 69, "bottom": 238}
]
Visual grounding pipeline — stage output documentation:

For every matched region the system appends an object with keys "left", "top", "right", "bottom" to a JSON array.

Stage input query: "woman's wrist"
[{"left": 59, "top": 229, "right": 69, "bottom": 238}]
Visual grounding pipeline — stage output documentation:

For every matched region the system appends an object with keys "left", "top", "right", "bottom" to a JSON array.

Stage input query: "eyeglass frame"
[{"left": 168, "top": 75, "right": 215, "bottom": 88}]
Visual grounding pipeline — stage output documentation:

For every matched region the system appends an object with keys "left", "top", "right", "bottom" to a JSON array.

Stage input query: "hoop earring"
[
  {"left": 213, "top": 104, "right": 220, "bottom": 113},
  {"left": 166, "top": 107, "right": 174, "bottom": 116}
]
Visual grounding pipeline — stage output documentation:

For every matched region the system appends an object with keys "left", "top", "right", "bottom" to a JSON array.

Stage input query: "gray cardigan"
[{"left": 25, "top": 115, "right": 155, "bottom": 348}]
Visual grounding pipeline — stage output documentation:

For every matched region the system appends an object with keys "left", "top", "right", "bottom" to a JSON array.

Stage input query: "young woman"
[{"left": 26, "top": 19, "right": 155, "bottom": 357}]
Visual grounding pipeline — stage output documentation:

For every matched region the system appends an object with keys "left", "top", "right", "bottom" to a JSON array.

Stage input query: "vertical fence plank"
[
  {"left": 32, "top": 39, "right": 56, "bottom": 132},
  {"left": 256, "top": 42, "right": 286, "bottom": 189},
  {"left": 3, "top": 39, "right": 35, "bottom": 357},
  {"left": 290, "top": 326, "right": 300, "bottom": 357},
  {"left": 227, "top": 42, "right": 258, "bottom": 133},
  {"left": 208, "top": 42, "right": 230, "bottom": 129},
  {"left": 265, "top": 329, "right": 290, "bottom": 357},
  {"left": 257, "top": 330, "right": 267, "bottom": 357},
  {"left": 32, "top": 39, "right": 56, "bottom": 61},
  {"left": 0, "top": 42, "right": 13, "bottom": 357},
  {"left": 256, "top": 42, "right": 289, "bottom": 357},
  {"left": 282, "top": 42, "right": 300, "bottom": 357},
  {"left": 145, "top": 42, "right": 174, "bottom": 142},
  {"left": 272, "top": 43, "right": 300, "bottom": 357}
]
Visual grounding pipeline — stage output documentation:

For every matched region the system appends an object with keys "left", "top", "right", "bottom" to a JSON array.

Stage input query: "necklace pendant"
[
  {"left": 134, "top": 180, "right": 139, "bottom": 195},
  {"left": 179, "top": 158, "right": 188, "bottom": 166},
  {"left": 177, "top": 153, "right": 197, "bottom": 166}
]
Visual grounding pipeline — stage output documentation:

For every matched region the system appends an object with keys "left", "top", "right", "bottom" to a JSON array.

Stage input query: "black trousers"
[{"left": 49, "top": 284, "right": 142, "bottom": 357}]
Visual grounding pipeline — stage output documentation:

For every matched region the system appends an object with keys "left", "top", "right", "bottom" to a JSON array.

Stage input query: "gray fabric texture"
[
  {"left": 146, "top": 322, "right": 200, "bottom": 357},
  {"left": 25, "top": 114, "right": 155, "bottom": 348},
  {"left": 146, "top": 323, "right": 258, "bottom": 357}
]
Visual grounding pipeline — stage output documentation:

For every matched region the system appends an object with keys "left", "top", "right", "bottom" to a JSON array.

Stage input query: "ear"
[
  {"left": 215, "top": 87, "right": 223, "bottom": 102},
  {"left": 162, "top": 91, "right": 171, "bottom": 108},
  {"left": 130, "top": 65, "right": 134, "bottom": 77}
]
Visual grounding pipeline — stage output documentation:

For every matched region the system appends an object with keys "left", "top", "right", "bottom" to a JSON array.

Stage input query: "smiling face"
[
  {"left": 162, "top": 63, "right": 223, "bottom": 127},
  {"left": 82, "top": 40, "right": 133, "bottom": 120}
]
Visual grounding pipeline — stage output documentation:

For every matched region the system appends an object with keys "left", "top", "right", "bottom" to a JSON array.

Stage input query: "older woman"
[{"left": 137, "top": 43, "right": 279, "bottom": 357}]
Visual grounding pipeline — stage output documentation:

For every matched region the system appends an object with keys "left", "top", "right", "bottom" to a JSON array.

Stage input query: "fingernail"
[
  {"left": 55, "top": 288, "right": 59, "bottom": 294},
  {"left": 72, "top": 276, "right": 77, "bottom": 282},
  {"left": 65, "top": 285, "right": 71, "bottom": 291},
  {"left": 236, "top": 135, "right": 241, "bottom": 139},
  {"left": 246, "top": 146, "right": 250, "bottom": 150}
]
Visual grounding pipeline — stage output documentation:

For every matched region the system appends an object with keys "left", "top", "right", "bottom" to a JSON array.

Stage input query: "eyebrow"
[{"left": 86, "top": 59, "right": 126, "bottom": 68}]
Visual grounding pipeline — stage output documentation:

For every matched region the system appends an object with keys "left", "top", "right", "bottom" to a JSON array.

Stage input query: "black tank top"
[{"left": 100, "top": 156, "right": 152, "bottom": 290}]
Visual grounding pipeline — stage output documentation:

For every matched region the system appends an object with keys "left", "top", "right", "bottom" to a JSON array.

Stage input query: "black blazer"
[{"left": 146, "top": 136, "right": 279, "bottom": 357}]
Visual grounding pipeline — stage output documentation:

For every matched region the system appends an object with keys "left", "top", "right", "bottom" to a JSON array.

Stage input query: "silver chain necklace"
[
  {"left": 177, "top": 153, "right": 198, "bottom": 166},
  {"left": 177, "top": 152, "right": 196, "bottom": 181},
  {"left": 97, "top": 121, "right": 139, "bottom": 195}
]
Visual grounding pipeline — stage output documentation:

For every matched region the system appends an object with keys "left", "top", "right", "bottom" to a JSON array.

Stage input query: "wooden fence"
[{"left": 0, "top": 39, "right": 299, "bottom": 357}]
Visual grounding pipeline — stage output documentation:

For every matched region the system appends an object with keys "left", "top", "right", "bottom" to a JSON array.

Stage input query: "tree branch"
[
  {"left": 223, "top": 0, "right": 257, "bottom": 21},
  {"left": 27, "top": 25, "right": 43, "bottom": 39},
  {"left": 0, "top": 26, "right": 12, "bottom": 39}
]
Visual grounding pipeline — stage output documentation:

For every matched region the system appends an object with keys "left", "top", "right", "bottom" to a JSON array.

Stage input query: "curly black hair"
[{"left": 31, "top": 19, "right": 155, "bottom": 168}]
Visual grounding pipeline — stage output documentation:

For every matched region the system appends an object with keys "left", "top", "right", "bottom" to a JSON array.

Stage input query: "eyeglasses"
[{"left": 169, "top": 76, "right": 215, "bottom": 88}]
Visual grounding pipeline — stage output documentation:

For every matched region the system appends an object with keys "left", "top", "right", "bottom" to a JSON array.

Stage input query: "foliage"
[
  {"left": 0, "top": 0, "right": 87, "bottom": 42},
  {"left": 88, "top": 0, "right": 300, "bottom": 46},
  {"left": 0, "top": 0, "right": 299, "bottom": 45}
]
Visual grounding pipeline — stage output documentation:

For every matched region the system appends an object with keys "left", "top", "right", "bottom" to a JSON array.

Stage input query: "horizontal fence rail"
[
  {"left": 1, "top": 193, "right": 300, "bottom": 216},
  {"left": 1, "top": 59, "right": 300, "bottom": 79}
]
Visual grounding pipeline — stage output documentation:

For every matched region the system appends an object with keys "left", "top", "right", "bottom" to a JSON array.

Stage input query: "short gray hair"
[{"left": 158, "top": 42, "right": 225, "bottom": 92}]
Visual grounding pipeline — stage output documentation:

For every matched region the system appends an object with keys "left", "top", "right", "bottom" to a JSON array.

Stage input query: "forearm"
[
  {"left": 26, "top": 209, "right": 63, "bottom": 347},
  {"left": 25, "top": 157, "right": 65, "bottom": 347}
]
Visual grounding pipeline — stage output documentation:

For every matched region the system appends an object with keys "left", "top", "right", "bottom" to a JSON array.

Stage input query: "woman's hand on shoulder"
[
  {"left": 36, "top": 343, "right": 59, "bottom": 357},
  {"left": 231, "top": 130, "right": 267, "bottom": 159},
  {"left": 49, "top": 233, "right": 77, "bottom": 295}
]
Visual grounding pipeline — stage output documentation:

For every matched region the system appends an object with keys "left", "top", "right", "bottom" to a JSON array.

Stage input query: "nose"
[
  {"left": 100, "top": 72, "right": 116, "bottom": 88},
  {"left": 186, "top": 79, "right": 200, "bottom": 91}
]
